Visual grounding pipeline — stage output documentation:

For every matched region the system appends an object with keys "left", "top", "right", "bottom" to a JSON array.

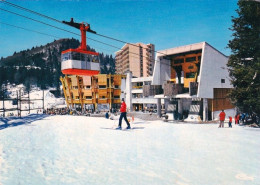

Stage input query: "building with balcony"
[
  {"left": 124, "top": 73, "right": 162, "bottom": 112},
  {"left": 127, "top": 42, "right": 235, "bottom": 121},
  {"left": 115, "top": 43, "right": 155, "bottom": 77},
  {"left": 60, "top": 74, "right": 126, "bottom": 111}
]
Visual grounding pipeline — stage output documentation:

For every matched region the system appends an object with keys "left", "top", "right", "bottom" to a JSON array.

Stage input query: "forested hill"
[{"left": 0, "top": 38, "right": 115, "bottom": 91}]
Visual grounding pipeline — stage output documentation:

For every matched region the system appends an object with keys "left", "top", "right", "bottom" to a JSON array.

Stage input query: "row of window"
[
  {"left": 68, "top": 95, "right": 120, "bottom": 100},
  {"left": 62, "top": 52, "right": 99, "bottom": 63},
  {"left": 173, "top": 56, "right": 201, "bottom": 64},
  {"left": 70, "top": 85, "right": 120, "bottom": 90}
]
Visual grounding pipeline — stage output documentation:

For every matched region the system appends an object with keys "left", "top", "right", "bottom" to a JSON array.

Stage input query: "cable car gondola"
[{"left": 61, "top": 18, "right": 100, "bottom": 76}]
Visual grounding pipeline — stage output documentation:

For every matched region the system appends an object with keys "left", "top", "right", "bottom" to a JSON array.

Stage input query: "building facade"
[
  {"left": 60, "top": 74, "right": 126, "bottom": 111},
  {"left": 115, "top": 43, "right": 155, "bottom": 77},
  {"left": 124, "top": 73, "right": 161, "bottom": 112},
  {"left": 125, "top": 42, "right": 235, "bottom": 121}
]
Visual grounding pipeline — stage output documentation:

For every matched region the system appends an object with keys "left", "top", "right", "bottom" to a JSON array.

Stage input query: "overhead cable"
[{"left": 1, "top": 0, "right": 167, "bottom": 56}]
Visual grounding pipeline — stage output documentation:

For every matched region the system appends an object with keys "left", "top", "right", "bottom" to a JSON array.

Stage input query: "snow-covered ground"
[{"left": 0, "top": 115, "right": 259, "bottom": 185}]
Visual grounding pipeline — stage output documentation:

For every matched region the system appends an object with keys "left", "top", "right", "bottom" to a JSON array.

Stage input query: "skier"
[{"left": 116, "top": 98, "right": 131, "bottom": 129}]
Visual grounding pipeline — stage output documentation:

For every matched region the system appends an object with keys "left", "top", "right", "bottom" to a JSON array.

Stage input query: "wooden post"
[
  {"left": 17, "top": 90, "right": 19, "bottom": 117},
  {"left": 19, "top": 89, "right": 21, "bottom": 118},
  {"left": 28, "top": 91, "right": 30, "bottom": 114},
  {"left": 60, "top": 77, "right": 69, "bottom": 108},
  {"left": 43, "top": 90, "right": 44, "bottom": 113},
  {"left": 65, "top": 75, "right": 73, "bottom": 109},
  {"left": 77, "top": 76, "right": 84, "bottom": 112},
  {"left": 3, "top": 90, "right": 5, "bottom": 118},
  {"left": 109, "top": 74, "right": 112, "bottom": 111}
]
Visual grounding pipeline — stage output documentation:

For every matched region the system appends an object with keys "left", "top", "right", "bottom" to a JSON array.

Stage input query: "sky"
[{"left": 0, "top": 0, "right": 239, "bottom": 58}]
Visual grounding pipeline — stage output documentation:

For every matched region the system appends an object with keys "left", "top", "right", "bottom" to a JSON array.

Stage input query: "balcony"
[
  {"left": 143, "top": 85, "right": 163, "bottom": 97},
  {"left": 163, "top": 83, "right": 184, "bottom": 96},
  {"left": 83, "top": 99, "right": 93, "bottom": 104},
  {"left": 133, "top": 86, "right": 143, "bottom": 89},
  {"left": 82, "top": 89, "right": 92, "bottom": 96},
  {"left": 113, "top": 99, "right": 121, "bottom": 104},
  {"left": 113, "top": 89, "right": 121, "bottom": 95},
  {"left": 98, "top": 99, "right": 108, "bottom": 104}
]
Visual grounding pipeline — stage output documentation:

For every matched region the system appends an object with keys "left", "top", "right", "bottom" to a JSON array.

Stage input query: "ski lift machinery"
[{"left": 61, "top": 18, "right": 100, "bottom": 75}]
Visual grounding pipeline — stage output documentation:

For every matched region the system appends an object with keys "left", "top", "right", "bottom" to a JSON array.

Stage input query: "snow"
[{"left": 0, "top": 115, "right": 259, "bottom": 185}]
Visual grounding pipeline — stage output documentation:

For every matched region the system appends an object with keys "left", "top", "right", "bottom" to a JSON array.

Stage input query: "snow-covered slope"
[{"left": 0, "top": 115, "right": 259, "bottom": 185}]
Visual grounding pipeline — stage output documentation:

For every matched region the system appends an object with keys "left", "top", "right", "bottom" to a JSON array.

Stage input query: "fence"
[{"left": 0, "top": 90, "right": 44, "bottom": 118}]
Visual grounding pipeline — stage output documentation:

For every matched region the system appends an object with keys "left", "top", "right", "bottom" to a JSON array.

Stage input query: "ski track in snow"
[{"left": 0, "top": 115, "right": 259, "bottom": 185}]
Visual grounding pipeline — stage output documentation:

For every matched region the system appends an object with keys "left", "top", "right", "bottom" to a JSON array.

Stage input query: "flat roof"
[{"left": 156, "top": 42, "right": 227, "bottom": 58}]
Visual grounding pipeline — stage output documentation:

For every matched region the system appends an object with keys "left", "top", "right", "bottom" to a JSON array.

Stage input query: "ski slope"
[{"left": 0, "top": 115, "right": 259, "bottom": 185}]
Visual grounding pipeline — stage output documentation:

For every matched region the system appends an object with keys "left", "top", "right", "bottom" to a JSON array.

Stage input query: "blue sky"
[{"left": 0, "top": 0, "right": 238, "bottom": 58}]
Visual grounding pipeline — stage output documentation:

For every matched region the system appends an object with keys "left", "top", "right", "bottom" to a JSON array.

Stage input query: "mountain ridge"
[{"left": 0, "top": 38, "right": 115, "bottom": 92}]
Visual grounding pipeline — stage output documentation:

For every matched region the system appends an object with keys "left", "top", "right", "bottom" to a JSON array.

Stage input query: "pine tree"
[{"left": 227, "top": 0, "right": 260, "bottom": 116}]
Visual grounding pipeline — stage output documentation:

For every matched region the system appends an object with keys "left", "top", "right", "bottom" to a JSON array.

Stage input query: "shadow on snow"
[
  {"left": 100, "top": 126, "right": 145, "bottom": 130},
  {"left": 0, "top": 114, "right": 49, "bottom": 131}
]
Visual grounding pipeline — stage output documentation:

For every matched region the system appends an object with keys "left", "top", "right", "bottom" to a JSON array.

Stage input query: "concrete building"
[
  {"left": 125, "top": 42, "right": 235, "bottom": 121},
  {"left": 124, "top": 72, "right": 160, "bottom": 112},
  {"left": 115, "top": 43, "right": 155, "bottom": 77},
  {"left": 152, "top": 42, "right": 234, "bottom": 121}
]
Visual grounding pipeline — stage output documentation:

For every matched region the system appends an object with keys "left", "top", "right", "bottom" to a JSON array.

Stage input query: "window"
[
  {"left": 186, "top": 57, "right": 196, "bottom": 62},
  {"left": 61, "top": 53, "right": 71, "bottom": 61},
  {"left": 173, "top": 58, "right": 184, "bottom": 64},
  {"left": 115, "top": 85, "right": 119, "bottom": 89},
  {"left": 99, "top": 85, "right": 106, "bottom": 89},
  {"left": 71, "top": 52, "right": 80, "bottom": 60},
  {"left": 137, "top": 82, "right": 143, "bottom": 86},
  {"left": 186, "top": 72, "right": 196, "bottom": 78},
  {"left": 221, "top": 79, "right": 225, "bottom": 83},
  {"left": 114, "top": 96, "right": 120, "bottom": 99},
  {"left": 86, "top": 96, "right": 92, "bottom": 99},
  {"left": 92, "top": 55, "right": 99, "bottom": 63}
]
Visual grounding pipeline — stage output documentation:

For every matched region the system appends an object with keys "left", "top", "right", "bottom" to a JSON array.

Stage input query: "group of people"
[
  {"left": 45, "top": 108, "right": 70, "bottom": 115},
  {"left": 219, "top": 110, "right": 236, "bottom": 128},
  {"left": 218, "top": 110, "right": 254, "bottom": 128}
]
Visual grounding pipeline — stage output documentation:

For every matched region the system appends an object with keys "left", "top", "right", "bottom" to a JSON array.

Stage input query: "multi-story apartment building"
[
  {"left": 115, "top": 43, "right": 155, "bottom": 77},
  {"left": 60, "top": 74, "right": 126, "bottom": 111}
]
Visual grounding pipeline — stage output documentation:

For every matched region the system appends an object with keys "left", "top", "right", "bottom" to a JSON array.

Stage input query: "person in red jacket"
[
  {"left": 228, "top": 116, "right": 232, "bottom": 128},
  {"left": 219, "top": 110, "right": 226, "bottom": 128},
  {"left": 117, "top": 98, "right": 131, "bottom": 129},
  {"left": 236, "top": 114, "right": 240, "bottom": 125}
]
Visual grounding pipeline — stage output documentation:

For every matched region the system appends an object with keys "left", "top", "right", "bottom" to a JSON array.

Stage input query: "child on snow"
[{"left": 228, "top": 116, "right": 232, "bottom": 128}]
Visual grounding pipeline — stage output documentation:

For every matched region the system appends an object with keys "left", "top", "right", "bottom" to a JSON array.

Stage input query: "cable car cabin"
[{"left": 61, "top": 49, "right": 100, "bottom": 76}]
